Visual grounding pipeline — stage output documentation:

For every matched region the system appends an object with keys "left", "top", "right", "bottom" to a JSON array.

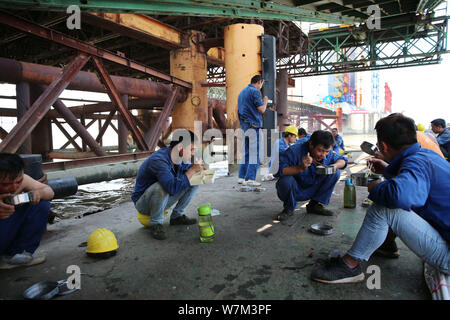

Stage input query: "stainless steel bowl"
[
  {"left": 351, "top": 172, "right": 383, "bottom": 186},
  {"left": 316, "top": 165, "right": 335, "bottom": 175}
]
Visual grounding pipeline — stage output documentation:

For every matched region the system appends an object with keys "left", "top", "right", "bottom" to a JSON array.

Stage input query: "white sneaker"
[
  {"left": 243, "top": 180, "right": 261, "bottom": 187},
  {"left": 238, "top": 178, "right": 245, "bottom": 184}
]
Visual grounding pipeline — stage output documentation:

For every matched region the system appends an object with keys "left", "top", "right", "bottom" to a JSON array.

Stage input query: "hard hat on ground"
[
  {"left": 86, "top": 228, "right": 119, "bottom": 258},
  {"left": 284, "top": 125, "right": 298, "bottom": 137}
]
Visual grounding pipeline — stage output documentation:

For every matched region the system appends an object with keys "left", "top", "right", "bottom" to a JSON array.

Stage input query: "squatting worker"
[
  {"left": 0, "top": 153, "right": 54, "bottom": 269},
  {"left": 267, "top": 125, "right": 298, "bottom": 178},
  {"left": 132, "top": 130, "right": 203, "bottom": 240},
  {"left": 237, "top": 74, "right": 269, "bottom": 187},
  {"left": 275, "top": 130, "right": 347, "bottom": 221},
  {"left": 311, "top": 114, "right": 449, "bottom": 284}
]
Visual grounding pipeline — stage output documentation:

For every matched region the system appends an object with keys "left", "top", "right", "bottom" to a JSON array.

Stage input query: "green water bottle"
[
  {"left": 197, "top": 203, "right": 215, "bottom": 243},
  {"left": 344, "top": 178, "right": 356, "bottom": 208}
]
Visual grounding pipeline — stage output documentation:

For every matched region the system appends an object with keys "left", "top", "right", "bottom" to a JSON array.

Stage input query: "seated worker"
[
  {"left": 131, "top": 130, "right": 203, "bottom": 240},
  {"left": 275, "top": 130, "right": 347, "bottom": 221},
  {"left": 331, "top": 128, "right": 345, "bottom": 154},
  {"left": 0, "top": 153, "right": 54, "bottom": 269},
  {"left": 431, "top": 118, "right": 450, "bottom": 158},
  {"left": 265, "top": 125, "right": 298, "bottom": 179},
  {"left": 311, "top": 114, "right": 450, "bottom": 284}
]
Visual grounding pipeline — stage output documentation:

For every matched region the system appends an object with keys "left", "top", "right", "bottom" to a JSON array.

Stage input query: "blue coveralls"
[
  {"left": 332, "top": 134, "right": 345, "bottom": 154},
  {"left": 237, "top": 84, "right": 264, "bottom": 181},
  {"left": 436, "top": 128, "right": 450, "bottom": 158},
  {"left": 276, "top": 139, "right": 347, "bottom": 211},
  {"left": 0, "top": 201, "right": 50, "bottom": 256},
  {"left": 269, "top": 137, "right": 289, "bottom": 175}
]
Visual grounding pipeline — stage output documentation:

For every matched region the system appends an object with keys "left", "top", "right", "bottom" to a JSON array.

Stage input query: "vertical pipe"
[
  {"left": 16, "top": 82, "right": 32, "bottom": 154},
  {"left": 277, "top": 69, "right": 289, "bottom": 131},
  {"left": 29, "top": 85, "right": 53, "bottom": 161},
  {"left": 118, "top": 94, "right": 129, "bottom": 154}
]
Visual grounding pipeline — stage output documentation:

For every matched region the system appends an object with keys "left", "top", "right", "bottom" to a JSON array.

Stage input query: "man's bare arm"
[{"left": 21, "top": 174, "right": 54, "bottom": 202}]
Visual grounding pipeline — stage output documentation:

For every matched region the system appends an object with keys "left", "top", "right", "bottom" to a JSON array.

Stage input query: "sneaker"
[
  {"left": 0, "top": 252, "right": 46, "bottom": 270},
  {"left": 238, "top": 178, "right": 245, "bottom": 184},
  {"left": 374, "top": 239, "right": 400, "bottom": 258},
  {"left": 311, "top": 256, "right": 365, "bottom": 284},
  {"left": 275, "top": 209, "right": 294, "bottom": 222},
  {"left": 170, "top": 215, "right": 197, "bottom": 226},
  {"left": 306, "top": 201, "right": 334, "bottom": 216},
  {"left": 149, "top": 224, "right": 167, "bottom": 240},
  {"left": 243, "top": 180, "right": 261, "bottom": 187}
]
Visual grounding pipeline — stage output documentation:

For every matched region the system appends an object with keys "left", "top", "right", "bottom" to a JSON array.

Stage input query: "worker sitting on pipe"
[
  {"left": 0, "top": 153, "right": 54, "bottom": 269},
  {"left": 275, "top": 130, "right": 347, "bottom": 221},
  {"left": 311, "top": 114, "right": 450, "bottom": 284},
  {"left": 237, "top": 74, "right": 269, "bottom": 187},
  {"left": 131, "top": 130, "right": 203, "bottom": 240}
]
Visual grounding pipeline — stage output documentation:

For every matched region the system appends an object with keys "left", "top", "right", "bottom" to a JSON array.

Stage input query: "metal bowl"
[
  {"left": 309, "top": 223, "right": 334, "bottom": 236},
  {"left": 351, "top": 172, "right": 383, "bottom": 187},
  {"left": 316, "top": 165, "right": 335, "bottom": 175}
]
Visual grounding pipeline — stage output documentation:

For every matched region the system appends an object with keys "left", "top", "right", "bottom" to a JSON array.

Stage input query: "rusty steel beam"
[
  {"left": 0, "top": 127, "right": 8, "bottom": 140},
  {"left": 42, "top": 151, "right": 153, "bottom": 172},
  {"left": 0, "top": 57, "right": 187, "bottom": 101},
  {"left": 0, "top": 53, "right": 91, "bottom": 153},
  {"left": 92, "top": 56, "right": 148, "bottom": 151},
  {"left": 52, "top": 118, "right": 83, "bottom": 152},
  {"left": 60, "top": 119, "right": 96, "bottom": 150},
  {"left": 144, "top": 87, "right": 180, "bottom": 152},
  {"left": 0, "top": 11, "right": 192, "bottom": 89},
  {"left": 95, "top": 111, "right": 116, "bottom": 143}
]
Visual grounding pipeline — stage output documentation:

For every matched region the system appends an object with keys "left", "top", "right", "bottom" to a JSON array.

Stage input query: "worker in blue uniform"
[
  {"left": 266, "top": 125, "right": 298, "bottom": 178},
  {"left": 275, "top": 130, "right": 347, "bottom": 221},
  {"left": 312, "top": 114, "right": 450, "bottom": 284},
  {"left": 0, "top": 153, "right": 54, "bottom": 269},
  {"left": 295, "top": 128, "right": 310, "bottom": 146},
  {"left": 431, "top": 118, "right": 450, "bottom": 159},
  {"left": 331, "top": 127, "right": 345, "bottom": 155},
  {"left": 132, "top": 130, "right": 203, "bottom": 240},
  {"left": 237, "top": 75, "right": 268, "bottom": 187}
]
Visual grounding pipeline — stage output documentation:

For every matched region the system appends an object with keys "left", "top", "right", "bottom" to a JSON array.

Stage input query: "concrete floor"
[{"left": 0, "top": 162, "right": 430, "bottom": 300}]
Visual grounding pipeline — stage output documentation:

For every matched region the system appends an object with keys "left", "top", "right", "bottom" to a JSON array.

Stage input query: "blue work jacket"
[
  {"left": 237, "top": 84, "right": 264, "bottom": 128},
  {"left": 369, "top": 143, "right": 450, "bottom": 242}
]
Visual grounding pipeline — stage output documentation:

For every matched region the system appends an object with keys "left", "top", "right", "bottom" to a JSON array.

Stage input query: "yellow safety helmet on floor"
[
  {"left": 86, "top": 228, "right": 119, "bottom": 258},
  {"left": 284, "top": 125, "right": 298, "bottom": 137},
  {"left": 417, "top": 123, "right": 425, "bottom": 132}
]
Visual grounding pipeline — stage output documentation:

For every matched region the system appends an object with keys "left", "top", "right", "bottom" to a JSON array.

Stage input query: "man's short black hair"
[
  {"left": 298, "top": 128, "right": 307, "bottom": 137},
  {"left": 251, "top": 75, "right": 262, "bottom": 84},
  {"left": 282, "top": 132, "right": 296, "bottom": 138},
  {"left": 431, "top": 118, "right": 446, "bottom": 128},
  {"left": 375, "top": 114, "right": 417, "bottom": 150},
  {"left": 0, "top": 153, "right": 24, "bottom": 181},
  {"left": 169, "top": 129, "right": 197, "bottom": 149},
  {"left": 309, "top": 130, "right": 334, "bottom": 149}
]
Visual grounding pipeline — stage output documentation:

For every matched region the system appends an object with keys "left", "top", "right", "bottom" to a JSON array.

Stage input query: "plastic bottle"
[
  {"left": 197, "top": 203, "right": 215, "bottom": 243},
  {"left": 344, "top": 178, "right": 356, "bottom": 208}
]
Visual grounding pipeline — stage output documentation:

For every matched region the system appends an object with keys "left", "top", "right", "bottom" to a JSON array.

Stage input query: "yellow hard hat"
[
  {"left": 86, "top": 228, "right": 119, "bottom": 255},
  {"left": 417, "top": 123, "right": 425, "bottom": 132},
  {"left": 284, "top": 125, "right": 298, "bottom": 137}
]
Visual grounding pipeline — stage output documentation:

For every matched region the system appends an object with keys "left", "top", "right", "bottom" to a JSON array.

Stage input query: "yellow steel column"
[
  {"left": 170, "top": 30, "right": 208, "bottom": 132},
  {"left": 224, "top": 23, "right": 264, "bottom": 129}
]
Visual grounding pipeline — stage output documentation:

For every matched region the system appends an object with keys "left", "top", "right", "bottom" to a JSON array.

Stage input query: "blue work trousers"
[
  {"left": 276, "top": 171, "right": 340, "bottom": 211},
  {"left": 0, "top": 201, "right": 50, "bottom": 256},
  {"left": 238, "top": 121, "right": 261, "bottom": 181}
]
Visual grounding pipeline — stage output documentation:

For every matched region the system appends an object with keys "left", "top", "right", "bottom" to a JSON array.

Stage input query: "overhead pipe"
[{"left": 0, "top": 57, "right": 188, "bottom": 102}]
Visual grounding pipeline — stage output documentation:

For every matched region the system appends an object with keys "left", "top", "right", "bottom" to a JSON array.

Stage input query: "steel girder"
[
  {"left": 277, "top": 15, "right": 449, "bottom": 77},
  {"left": 0, "top": 0, "right": 360, "bottom": 24}
]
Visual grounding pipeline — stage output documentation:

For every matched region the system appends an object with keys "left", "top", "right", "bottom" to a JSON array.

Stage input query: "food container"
[
  {"left": 350, "top": 172, "right": 383, "bottom": 186},
  {"left": 316, "top": 165, "right": 335, "bottom": 175}
]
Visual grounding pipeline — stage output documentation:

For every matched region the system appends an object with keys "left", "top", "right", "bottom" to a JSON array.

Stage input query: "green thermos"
[
  {"left": 344, "top": 178, "right": 356, "bottom": 208},
  {"left": 197, "top": 203, "right": 215, "bottom": 243}
]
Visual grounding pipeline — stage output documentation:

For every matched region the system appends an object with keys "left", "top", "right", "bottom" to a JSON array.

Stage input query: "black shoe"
[
  {"left": 306, "top": 202, "right": 334, "bottom": 216},
  {"left": 374, "top": 239, "right": 400, "bottom": 258},
  {"left": 275, "top": 209, "right": 294, "bottom": 222},
  {"left": 311, "top": 256, "right": 365, "bottom": 284},
  {"left": 170, "top": 215, "right": 197, "bottom": 226},
  {"left": 150, "top": 224, "right": 167, "bottom": 240}
]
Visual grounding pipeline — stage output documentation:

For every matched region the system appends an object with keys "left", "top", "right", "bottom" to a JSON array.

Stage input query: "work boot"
[
  {"left": 311, "top": 255, "right": 365, "bottom": 284},
  {"left": 306, "top": 201, "right": 334, "bottom": 216},
  {"left": 275, "top": 209, "right": 294, "bottom": 222},
  {"left": 150, "top": 224, "right": 167, "bottom": 240},
  {"left": 374, "top": 239, "right": 400, "bottom": 258},
  {"left": 170, "top": 215, "right": 197, "bottom": 226}
]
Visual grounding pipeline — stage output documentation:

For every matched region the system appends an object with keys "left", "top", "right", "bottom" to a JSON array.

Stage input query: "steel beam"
[
  {"left": 118, "top": 95, "right": 130, "bottom": 154},
  {"left": 92, "top": 56, "right": 149, "bottom": 151},
  {"left": 52, "top": 118, "right": 83, "bottom": 152},
  {"left": 15, "top": 82, "right": 32, "bottom": 154},
  {"left": 0, "top": 53, "right": 90, "bottom": 153},
  {"left": 0, "top": 11, "right": 192, "bottom": 89},
  {"left": 144, "top": 87, "right": 180, "bottom": 151}
]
